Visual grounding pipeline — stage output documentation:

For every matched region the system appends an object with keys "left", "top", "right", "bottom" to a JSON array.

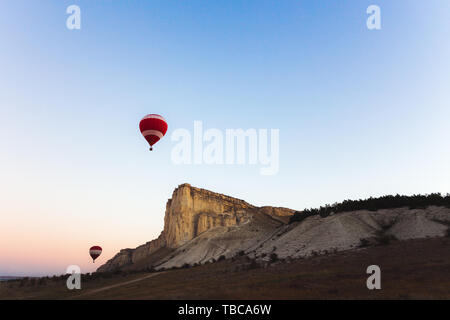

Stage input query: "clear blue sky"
[{"left": 1, "top": 1, "right": 449, "bottom": 276}]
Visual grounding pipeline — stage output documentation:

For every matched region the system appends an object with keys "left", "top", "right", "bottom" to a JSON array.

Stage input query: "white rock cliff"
[{"left": 98, "top": 184, "right": 450, "bottom": 272}]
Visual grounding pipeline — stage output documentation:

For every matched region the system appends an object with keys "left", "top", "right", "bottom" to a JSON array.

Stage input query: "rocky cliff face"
[
  {"left": 99, "top": 184, "right": 450, "bottom": 272},
  {"left": 163, "top": 184, "right": 257, "bottom": 248},
  {"left": 98, "top": 183, "right": 293, "bottom": 272}
]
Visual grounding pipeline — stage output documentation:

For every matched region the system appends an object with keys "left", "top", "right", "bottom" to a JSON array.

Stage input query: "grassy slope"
[{"left": 1, "top": 237, "right": 449, "bottom": 300}]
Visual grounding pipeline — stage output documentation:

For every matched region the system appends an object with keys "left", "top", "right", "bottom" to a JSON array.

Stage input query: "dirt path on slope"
[{"left": 70, "top": 272, "right": 165, "bottom": 299}]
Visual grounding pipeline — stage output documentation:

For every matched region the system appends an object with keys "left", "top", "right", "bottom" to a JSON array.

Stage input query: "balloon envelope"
[
  {"left": 89, "top": 246, "right": 102, "bottom": 262},
  {"left": 139, "top": 114, "right": 168, "bottom": 150}
]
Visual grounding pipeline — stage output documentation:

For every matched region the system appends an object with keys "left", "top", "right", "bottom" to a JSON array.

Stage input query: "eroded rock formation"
[
  {"left": 163, "top": 184, "right": 257, "bottom": 248},
  {"left": 98, "top": 183, "right": 293, "bottom": 272},
  {"left": 98, "top": 184, "right": 450, "bottom": 272}
]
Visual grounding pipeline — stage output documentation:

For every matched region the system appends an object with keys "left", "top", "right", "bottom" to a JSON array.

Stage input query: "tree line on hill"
[{"left": 289, "top": 193, "right": 450, "bottom": 223}]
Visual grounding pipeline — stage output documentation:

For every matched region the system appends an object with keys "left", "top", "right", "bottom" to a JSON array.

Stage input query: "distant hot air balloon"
[
  {"left": 89, "top": 246, "right": 102, "bottom": 263},
  {"left": 139, "top": 114, "right": 168, "bottom": 151}
]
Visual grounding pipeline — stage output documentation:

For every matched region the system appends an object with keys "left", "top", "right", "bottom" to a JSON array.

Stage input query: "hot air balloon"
[
  {"left": 89, "top": 246, "right": 102, "bottom": 263},
  {"left": 139, "top": 114, "right": 168, "bottom": 151}
]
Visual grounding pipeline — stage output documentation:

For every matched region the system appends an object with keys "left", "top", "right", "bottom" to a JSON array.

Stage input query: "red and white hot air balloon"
[
  {"left": 139, "top": 114, "right": 168, "bottom": 151},
  {"left": 89, "top": 246, "right": 102, "bottom": 263}
]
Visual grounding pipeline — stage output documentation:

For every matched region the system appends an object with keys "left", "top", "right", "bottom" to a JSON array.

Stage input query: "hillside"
[
  {"left": 98, "top": 183, "right": 294, "bottom": 272},
  {"left": 98, "top": 184, "right": 450, "bottom": 272},
  {"left": 1, "top": 237, "right": 449, "bottom": 299}
]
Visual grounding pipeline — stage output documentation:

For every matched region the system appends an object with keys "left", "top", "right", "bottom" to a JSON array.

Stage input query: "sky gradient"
[{"left": 1, "top": 1, "right": 450, "bottom": 276}]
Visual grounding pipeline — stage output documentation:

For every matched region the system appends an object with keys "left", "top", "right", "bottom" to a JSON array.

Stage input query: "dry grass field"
[{"left": 1, "top": 237, "right": 449, "bottom": 300}]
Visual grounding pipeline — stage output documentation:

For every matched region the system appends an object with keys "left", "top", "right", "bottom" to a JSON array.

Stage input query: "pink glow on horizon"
[{"left": 0, "top": 205, "right": 162, "bottom": 277}]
